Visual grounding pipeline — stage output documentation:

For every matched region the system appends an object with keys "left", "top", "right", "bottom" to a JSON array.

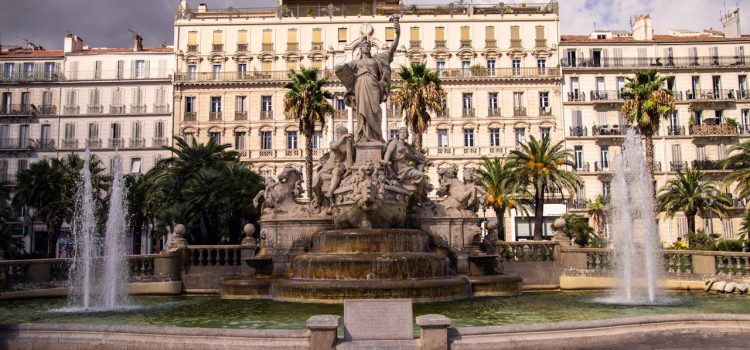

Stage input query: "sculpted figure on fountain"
[
  {"left": 381, "top": 127, "right": 430, "bottom": 192},
  {"left": 312, "top": 125, "right": 354, "bottom": 200},
  {"left": 252, "top": 166, "right": 307, "bottom": 217},
  {"left": 436, "top": 164, "right": 482, "bottom": 217}
]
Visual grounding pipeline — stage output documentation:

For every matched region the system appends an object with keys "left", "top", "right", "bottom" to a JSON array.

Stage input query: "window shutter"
[
  {"left": 672, "top": 144, "right": 682, "bottom": 162},
  {"left": 238, "top": 30, "right": 248, "bottom": 44},
  {"left": 130, "top": 61, "right": 136, "bottom": 79},
  {"left": 435, "top": 27, "right": 445, "bottom": 41},
  {"left": 263, "top": 29, "right": 273, "bottom": 43},
  {"left": 312, "top": 28, "right": 322, "bottom": 42},
  {"left": 188, "top": 31, "right": 197, "bottom": 45},
  {"left": 262, "top": 61, "right": 271, "bottom": 72},
  {"left": 287, "top": 29, "right": 297, "bottom": 43},
  {"left": 158, "top": 60, "right": 166, "bottom": 78},
  {"left": 510, "top": 26, "right": 520, "bottom": 40},
  {"left": 144, "top": 61, "right": 150, "bottom": 79},
  {"left": 535, "top": 25, "right": 544, "bottom": 39},
  {"left": 485, "top": 26, "right": 494, "bottom": 41},
  {"left": 338, "top": 28, "right": 347, "bottom": 42},
  {"left": 213, "top": 30, "right": 222, "bottom": 44},
  {"left": 386, "top": 28, "right": 395, "bottom": 41},
  {"left": 410, "top": 27, "right": 419, "bottom": 42},
  {"left": 460, "top": 26, "right": 470, "bottom": 41}
]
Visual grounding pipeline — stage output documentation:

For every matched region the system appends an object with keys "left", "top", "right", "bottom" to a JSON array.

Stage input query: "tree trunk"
[
  {"left": 305, "top": 129, "right": 314, "bottom": 201},
  {"left": 686, "top": 211, "right": 696, "bottom": 235},
  {"left": 644, "top": 134, "right": 655, "bottom": 182},
  {"left": 494, "top": 207, "right": 506, "bottom": 241},
  {"left": 533, "top": 185, "right": 545, "bottom": 241},
  {"left": 414, "top": 132, "right": 423, "bottom": 151}
]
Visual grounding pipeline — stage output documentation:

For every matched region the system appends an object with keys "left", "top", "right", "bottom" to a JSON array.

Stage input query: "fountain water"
[
  {"left": 66, "top": 150, "right": 130, "bottom": 311},
  {"left": 606, "top": 129, "right": 663, "bottom": 304}
]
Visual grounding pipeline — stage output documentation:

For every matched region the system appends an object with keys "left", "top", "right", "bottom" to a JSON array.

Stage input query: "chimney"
[
  {"left": 631, "top": 15, "right": 654, "bottom": 41},
  {"left": 722, "top": 8, "right": 741, "bottom": 38},
  {"left": 133, "top": 33, "right": 143, "bottom": 52},
  {"left": 198, "top": 3, "right": 207, "bottom": 13},
  {"left": 64, "top": 33, "right": 85, "bottom": 53}
]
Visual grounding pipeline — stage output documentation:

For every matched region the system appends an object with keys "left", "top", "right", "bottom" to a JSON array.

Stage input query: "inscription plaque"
[{"left": 343, "top": 299, "right": 413, "bottom": 340}]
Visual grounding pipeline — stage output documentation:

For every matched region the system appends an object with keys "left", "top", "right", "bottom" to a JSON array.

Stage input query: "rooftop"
[
  {"left": 67, "top": 47, "right": 173, "bottom": 55},
  {"left": 561, "top": 34, "right": 750, "bottom": 44},
  {"left": 0, "top": 48, "right": 65, "bottom": 58}
]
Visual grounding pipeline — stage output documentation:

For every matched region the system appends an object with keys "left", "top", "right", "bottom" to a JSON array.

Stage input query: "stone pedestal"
[
  {"left": 307, "top": 315, "right": 340, "bottom": 350},
  {"left": 416, "top": 314, "right": 451, "bottom": 350},
  {"left": 353, "top": 141, "right": 383, "bottom": 167}
]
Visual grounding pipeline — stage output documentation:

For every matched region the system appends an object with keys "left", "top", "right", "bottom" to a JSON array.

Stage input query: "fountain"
[
  {"left": 66, "top": 150, "right": 130, "bottom": 311},
  {"left": 606, "top": 129, "right": 663, "bottom": 304}
]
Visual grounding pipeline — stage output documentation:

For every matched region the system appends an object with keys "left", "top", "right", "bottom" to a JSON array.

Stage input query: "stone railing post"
[
  {"left": 154, "top": 251, "right": 182, "bottom": 277},
  {"left": 307, "top": 315, "right": 339, "bottom": 350},
  {"left": 692, "top": 253, "right": 717, "bottom": 275},
  {"left": 416, "top": 314, "right": 451, "bottom": 350}
]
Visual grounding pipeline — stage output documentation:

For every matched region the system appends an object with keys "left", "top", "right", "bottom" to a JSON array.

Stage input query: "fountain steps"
[
  {"left": 291, "top": 252, "right": 448, "bottom": 280},
  {"left": 309, "top": 229, "right": 430, "bottom": 253}
]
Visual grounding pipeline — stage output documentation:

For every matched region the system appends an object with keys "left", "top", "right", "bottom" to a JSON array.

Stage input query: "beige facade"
[
  {"left": 561, "top": 15, "right": 750, "bottom": 244},
  {"left": 173, "top": 0, "right": 562, "bottom": 240},
  {"left": 59, "top": 34, "right": 174, "bottom": 174}
]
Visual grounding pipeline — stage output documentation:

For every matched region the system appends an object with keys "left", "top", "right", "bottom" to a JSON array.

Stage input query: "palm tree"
[
  {"left": 723, "top": 140, "right": 750, "bottom": 202},
  {"left": 284, "top": 67, "right": 334, "bottom": 198},
  {"left": 509, "top": 136, "right": 582, "bottom": 241},
  {"left": 586, "top": 195, "right": 608, "bottom": 236},
  {"left": 656, "top": 167, "right": 732, "bottom": 234},
  {"left": 391, "top": 62, "right": 446, "bottom": 150},
  {"left": 476, "top": 156, "right": 530, "bottom": 241},
  {"left": 561, "top": 213, "right": 596, "bottom": 247},
  {"left": 620, "top": 69, "right": 676, "bottom": 180}
]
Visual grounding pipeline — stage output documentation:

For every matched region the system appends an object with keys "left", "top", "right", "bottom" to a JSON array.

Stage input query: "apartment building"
[
  {"left": 173, "top": 0, "right": 563, "bottom": 240},
  {"left": 561, "top": 12, "right": 750, "bottom": 243},
  {"left": 59, "top": 34, "right": 174, "bottom": 174}
]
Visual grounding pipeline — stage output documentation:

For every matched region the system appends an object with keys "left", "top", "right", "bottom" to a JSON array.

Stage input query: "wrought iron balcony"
[
  {"left": 212, "top": 44, "right": 223, "bottom": 52},
  {"left": 594, "top": 161, "right": 611, "bottom": 172},
  {"left": 0, "top": 138, "right": 33, "bottom": 150},
  {"left": 488, "top": 107, "right": 501, "bottom": 117},
  {"left": 236, "top": 43, "right": 248, "bottom": 52},
  {"left": 739, "top": 125, "right": 750, "bottom": 135},
  {"left": 567, "top": 199, "right": 588, "bottom": 210},
  {"left": 62, "top": 139, "right": 78, "bottom": 149},
  {"left": 333, "top": 109, "right": 347, "bottom": 119},
  {"left": 410, "top": 40, "right": 422, "bottom": 49},
  {"left": 435, "top": 108, "right": 450, "bottom": 118},
  {"left": 36, "top": 139, "right": 55, "bottom": 151},
  {"left": 187, "top": 45, "right": 199, "bottom": 53},
  {"left": 691, "top": 159, "right": 725, "bottom": 171},
  {"left": 153, "top": 105, "right": 170, "bottom": 114},
  {"left": 287, "top": 42, "right": 299, "bottom": 52},
  {"left": 569, "top": 126, "right": 588, "bottom": 137},
  {"left": 513, "top": 107, "right": 527, "bottom": 116},
  {"left": 261, "top": 43, "right": 274, "bottom": 52},
  {"left": 567, "top": 92, "right": 585, "bottom": 102},
  {"left": 85, "top": 138, "right": 102, "bottom": 148},
  {"left": 63, "top": 106, "right": 80, "bottom": 115},
  {"left": 209, "top": 111, "right": 222, "bottom": 121},
  {"left": 38, "top": 105, "right": 57, "bottom": 116},
  {"left": 153, "top": 137, "right": 169, "bottom": 147},
  {"left": 235, "top": 111, "right": 247, "bottom": 120},
  {"left": 510, "top": 39, "right": 522, "bottom": 48},
  {"left": 670, "top": 161, "right": 688, "bottom": 172},
  {"left": 590, "top": 90, "right": 623, "bottom": 102},
  {"left": 485, "top": 40, "right": 497, "bottom": 48},
  {"left": 592, "top": 125, "right": 624, "bottom": 136},
  {"left": 0, "top": 104, "right": 33, "bottom": 116},
  {"left": 130, "top": 138, "right": 146, "bottom": 148},
  {"left": 130, "top": 105, "right": 147, "bottom": 114},
  {"left": 311, "top": 42, "right": 324, "bottom": 51},
  {"left": 562, "top": 55, "right": 749, "bottom": 69},
  {"left": 689, "top": 124, "right": 739, "bottom": 136},
  {"left": 667, "top": 125, "right": 685, "bottom": 136},
  {"left": 462, "top": 108, "right": 475, "bottom": 117},
  {"left": 539, "top": 106, "right": 552, "bottom": 116},
  {"left": 435, "top": 40, "right": 446, "bottom": 49},
  {"left": 684, "top": 89, "right": 736, "bottom": 102},
  {"left": 109, "top": 138, "right": 126, "bottom": 148},
  {"left": 87, "top": 105, "right": 103, "bottom": 114},
  {"left": 260, "top": 110, "right": 273, "bottom": 119},
  {"left": 0, "top": 71, "right": 60, "bottom": 83},
  {"left": 460, "top": 40, "right": 472, "bottom": 49},
  {"left": 183, "top": 112, "right": 197, "bottom": 121},
  {"left": 573, "top": 162, "right": 590, "bottom": 173},
  {"left": 535, "top": 39, "right": 547, "bottom": 48}
]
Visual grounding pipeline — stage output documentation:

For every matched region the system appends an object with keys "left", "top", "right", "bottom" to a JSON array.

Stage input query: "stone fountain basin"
[
  {"left": 309, "top": 228, "right": 431, "bottom": 253},
  {"left": 290, "top": 252, "right": 449, "bottom": 280}
]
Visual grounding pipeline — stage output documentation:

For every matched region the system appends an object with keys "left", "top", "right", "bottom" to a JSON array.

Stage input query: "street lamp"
[{"left": 701, "top": 188, "right": 719, "bottom": 237}]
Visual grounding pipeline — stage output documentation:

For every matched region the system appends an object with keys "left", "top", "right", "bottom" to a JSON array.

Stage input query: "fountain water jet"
[
  {"left": 65, "top": 150, "right": 131, "bottom": 311},
  {"left": 605, "top": 129, "right": 664, "bottom": 304}
]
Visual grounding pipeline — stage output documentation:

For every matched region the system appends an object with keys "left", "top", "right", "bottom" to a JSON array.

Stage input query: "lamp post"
[{"left": 701, "top": 188, "right": 719, "bottom": 237}]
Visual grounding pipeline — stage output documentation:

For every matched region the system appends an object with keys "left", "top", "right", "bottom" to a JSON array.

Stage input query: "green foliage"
[
  {"left": 476, "top": 156, "right": 530, "bottom": 241},
  {"left": 741, "top": 210, "right": 750, "bottom": 238},
  {"left": 620, "top": 69, "right": 676, "bottom": 137},
  {"left": 656, "top": 167, "right": 731, "bottom": 234},
  {"left": 560, "top": 213, "right": 595, "bottom": 247},
  {"left": 686, "top": 229, "right": 714, "bottom": 250},
  {"left": 725, "top": 117, "right": 739, "bottom": 127},
  {"left": 723, "top": 141, "right": 750, "bottom": 202},
  {"left": 715, "top": 239, "right": 744, "bottom": 252},
  {"left": 391, "top": 62, "right": 446, "bottom": 150},
  {"left": 508, "top": 135, "right": 582, "bottom": 240}
]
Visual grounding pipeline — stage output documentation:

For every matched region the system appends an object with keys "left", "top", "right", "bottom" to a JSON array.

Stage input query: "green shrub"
[
  {"left": 686, "top": 229, "right": 714, "bottom": 250},
  {"left": 715, "top": 239, "right": 744, "bottom": 252}
]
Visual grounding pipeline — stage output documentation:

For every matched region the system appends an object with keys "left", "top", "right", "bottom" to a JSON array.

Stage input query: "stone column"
[
  {"left": 381, "top": 101, "right": 388, "bottom": 140},
  {"left": 328, "top": 115, "right": 335, "bottom": 145},
  {"left": 416, "top": 314, "right": 451, "bottom": 350},
  {"left": 307, "top": 315, "right": 340, "bottom": 350},
  {"left": 347, "top": 107, "right": 354, "bottom": 134}
]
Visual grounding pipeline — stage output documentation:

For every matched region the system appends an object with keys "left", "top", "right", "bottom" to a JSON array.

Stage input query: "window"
[
  {"left": 187, "top": 64, "right": 197, "bottom": 80},
  {"left": 18, "top": 125, "right": 29, "bottom": 146},
  {"left": 463, "top": 129, "right": 475, "bottom": 147},
  {"left": 64, "top": 123, "right": 75, "bottom": 140},
  {"left": 539, "top": 92, "right": 549, "bottom": 109},
  {"left": 462, "top": 93, "right": 473, "bottom": 109},
  {"left": 185, "top": 96, "right": 196, "bottom": 113},
  {"left": 390, "top": 129, "right": 399, "bottom": 140},
  {"left": 132, "top": 121, "right": 142, "bottom": 140},
  {"left": 111, "top": 122, "right": 121, "bottom": 139},
  {"left": 210, "top": 97, "right": 222, "bottom": 112},
  {"left": 461, "top": 60, "right": 470, "bottom": 71},
  {"left": 489, "top": 93, "right": 499, "bottom": 109},
  {"left": 696, "top": 145, "right": 706, "bottom": 161},
  {"left": 600, "top": 146, "right": 609, "bottom": 169},
  {"left": 212, "top": 64, "right": 222, "bottom": 80},
  {"left": 261, "top": 96, "right": 272, "bottom": 111},
  {"left": 209, "top": 131, "right": 221, "bottom": 144},
  {"left": 537, "top": 59, "right": 546, "bottom": 74},
  {"left": 574, "top": 146, "right": 583, "bottom": 170},
  {"left": 130, "top": 158, "right": 142, "bottom": 174},
  {"left": 261, "top": 131, "right": 273, "bottom": 149},
  {"left": 155, "top": 120, "right": 164, "bottom": 138},
  {"left": 540, "top": 128, "right": 550, "bottom": 139},
  {"left": 41, "top": 125, "right": 51, "bottom": 142},
  {"left": 336, "top": 96, "right": 346, "bottom": 110},
  {"left": 312, "top": 131, "right": 322, "bottom": 149},
  {"left": 238, "top": 63, "right": 247, "bottom": 74},
  {"left": 489, "top": 128, "right": 501, "bottom": 147},
  {"left": 0, "top": 93, "right": 9, "bottom": 114},
  {"left": 287, "top": 131, "right": 298, "bottom": 149},
  {"left": 436, "top": 60, "right": 446, "bottom": 72},
  {"left": 513, "top": 92, "right": 524, "bottom": 109},
  {"left": 512, "top": 59, "right": 521, "bottom": 75},
  {"left": 385, "top": 28, "right": 395, "bottom": 42},
  {"left": 602, "top": 181, "right": 611, "bottom": 197},
  {"left": 235, "top": 132, "right": 246, "bottom": 150},
  {"left": 438, "top": 129, "right": 449, "bottom": 147},
  {"left": 486, "top": 59, "right": 496, "bottom": 75},
  {"left": 2, "top": 63, "right": 13, "bottom": 79},
  {"left": 236, "top": 96, "right": 246, "bottom": 112},
  {"left": 183, "top": 133, "right": 195, "bottom": 145},
  {"left": 338, "top": 28, "right": 347, "bottom": 43},
  {"left": 134, "top": 60, "right": 145, "bottom": 79},
  {"left": 515, "top": 128, "right": 525, "bottom": 145}
]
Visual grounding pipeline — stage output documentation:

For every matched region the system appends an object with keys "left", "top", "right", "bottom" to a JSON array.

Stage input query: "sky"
[{"left": 0, "top": 0, "right": 748, "bottom": 50}]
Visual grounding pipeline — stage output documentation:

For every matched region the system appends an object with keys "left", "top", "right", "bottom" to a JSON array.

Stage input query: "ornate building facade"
[{"left": 172, "top": 0, "right": 562, "bottom": 241}]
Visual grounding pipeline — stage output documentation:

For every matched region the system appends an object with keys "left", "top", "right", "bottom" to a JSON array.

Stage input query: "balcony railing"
[
  {"left": 109, "top": 138, "right": 125, "bottom": 148},
  {"left": 684, "top": 89, "right": 736, "bottom": 101},
  {"left": 209, "top": 111, "right": 222, "bottom": 121},
  {"left": 130, "top": 105, "right": 147, "bottom": 114},
  {"left": 0, "top": 104, "right": 33, "bottom": 116},
  {"left": 689, "top": 124, "right": 739, "bottom": 136},
  {"left": 311, "top": 42, "right": 324, "bottom": 51},
  {"left": 569, "top": 126, "right": 588, "bottom": 137},
  {"left": 410, "top": 40, "right": 422, "bottom": 49},
  {"left": 260, "top": 110, "right": 273, "bottom": 119},
  {"left": 153, "top": 137, "right": 168, "bottom": 147},
  {"left": 590, "top": 90, "right": 623, "bottom": 102},
  {"left": 567, "top": 92, "right": 585, "bottom": 102},
  {"left": 261, "top": 43, "right": 274, "bottom": 51},
  {"left": 592, "top": 125, "right": 624, "bottom": 136},
  {"left": 236, "top": 43, "right": 248, "bottom": 52},
  {"left": 235, "top": 111, "right": 247, "bottom": 120},
  {"left": 287, "top": 42, "right": 299, "bottom": 51},
  {"left": 85, "top": 138, "right": 102, "bottom": 148},
  {"left": 670, "top": 161, "right": 688, "bottom": 172},
  {"left": 573, "top": 162, "right": 590, "bottom": 173},
  {"left": 460, "top": 40, "right": 472, "bottom": 49},
  {"left": 562, "top": 55, "right": 750, "bottom": 69},
  {"left": 539, "top": 106, "right": 552, "bottom": 116},
  {"left": 38, "top": 105, "right": 57, "bottom": 115},
  {"left": 435, "top": 40, "right": 446, "bottom": 49},
  {"left": 510, "top": 39, "right": 522, "bottom": 48},
  {"left": 692, "top": 159, "right": 724, "bottom": 171},
  {"left": 485, "top": 40, "right": 497, "bottom": 48},
  {"left": 594, "top": 161, "right": 611, "bottom": 172},
  {"left": 333, "top": 109, "right": 347, "bottom": 119},
  {"left": 36, "top": 139, "right": 55, "bottom": 151},
  {"left": 153, "top": 105, "right": 170, "bottom": 114},
  {"left": 187, "top": 44, "right": 199, "bottom": 53},
  {"left": 739, "top": 125, "right": 750, "bottom": 135},
  {"left": 654, "top": 161, "right": 662, "bottom": 172},
  {"left": 435, "top": 108, "right": 450, "bottom": 118},
  {"left": 110, "top": 105, "right": 125, "bottom": 114},
  {"left": 87, "top": 105, "right": 103, "bottom": 114},
  {"left": 667, "top": 125, "right": 685, "bottom": 136},
  {"left": 0, "top": 71, "right": 61, "bottom": 83},
  {"left": 488, "top": 107, "right": 501, "bottom": 117},
  {"left": 63, "top": 106, "right": 80, "bottom": 115},
  {"left": 514, "top": 107, "right": 527, "bottom": 116},
  {"left": 212, "top": 44, "right": 223, "bottom": 52},
  {"left": 567, "top": 199, "right": 588, "bottom": 210},
  {"left": 0, "top": 138, "right": 33, "bottom": 150},
  {"left": 183, "top": 112, "right": 197, "bottom": 121},
  {"left": 62, "top": 139, "right": 78, "bottom": 149},
  {"left": 387, "top": 106, "right": 400, "bottom": 119},
  {"left": 535, "top": 39, "right": 547, "bottom": 48},
  {"left": 130, "top": 138, "right": 146, "bottom": 148},
  {"left": 462, "top": 108, "right": 475, "bottom": 117}
]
